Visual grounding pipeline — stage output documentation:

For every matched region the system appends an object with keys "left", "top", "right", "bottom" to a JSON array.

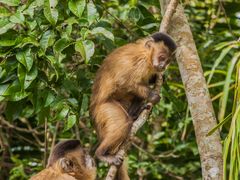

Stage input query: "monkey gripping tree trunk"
[{"left": 159, "top": 0, "right": 223, "bottom": 179}]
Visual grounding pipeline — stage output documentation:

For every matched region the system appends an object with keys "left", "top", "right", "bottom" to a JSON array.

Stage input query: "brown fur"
[
  {"left": 90, "top": 33, "right": 176, "bottom": 179},
  {"left": 30, "top": 140, "right": 96, "bottom": 180}
]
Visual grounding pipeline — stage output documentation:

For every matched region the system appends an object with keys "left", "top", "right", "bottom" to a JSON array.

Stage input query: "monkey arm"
[
  {"left": 129, "top": 84, "right": 160, "bottom": 105},
  {"left": 129, "top": 83, "right": 150, "bottom": 99}
]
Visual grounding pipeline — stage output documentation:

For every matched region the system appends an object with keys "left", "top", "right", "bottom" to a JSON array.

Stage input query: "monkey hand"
[
  {"left": 107, "top": 154, "right": 124, "bottom": 166},
  {"left": 147, "top": 90, "right": 160, "bottom": 105}
]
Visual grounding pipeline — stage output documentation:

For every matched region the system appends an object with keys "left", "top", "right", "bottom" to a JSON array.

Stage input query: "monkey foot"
[{"left": 111, "top": 153, "right": 124, "bottom": 166}]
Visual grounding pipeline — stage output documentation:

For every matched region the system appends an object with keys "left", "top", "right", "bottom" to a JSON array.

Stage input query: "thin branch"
[
  {"left": 105, "top": 1, "right": 179, "bottom": 179},
  {"left": 49, "top": 121, "right": 60, "bottom": 158},
  {"left": 0, "top": 116, "right": 42, "bottom": 135},
  {"left": 159, "top": 0, "right": 179, "bottom": 33},
  {"left": 43, "top": 118, "right": 48, "bottom": 168},
  {"left": 218, "top": 0, "right": 235, "bottom": 37}
]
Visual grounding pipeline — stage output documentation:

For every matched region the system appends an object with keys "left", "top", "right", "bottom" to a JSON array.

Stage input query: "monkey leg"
[{"left": 95, "top": 101, "right": 132, "bottom": 165}]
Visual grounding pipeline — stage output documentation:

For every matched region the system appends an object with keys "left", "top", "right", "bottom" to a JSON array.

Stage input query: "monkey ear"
[
  {"left": 145, "top": 39, "right": 154, "bottom": 49},
  {"left": 59, "top": 158, "right": 74, "bottom": 173}
]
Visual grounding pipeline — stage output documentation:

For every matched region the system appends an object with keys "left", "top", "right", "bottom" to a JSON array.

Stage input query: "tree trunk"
[{"left": 159, "top": 1, "right": 223, "bottom": 179}]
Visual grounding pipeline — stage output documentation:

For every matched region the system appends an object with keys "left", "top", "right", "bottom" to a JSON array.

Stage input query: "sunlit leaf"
[
  {"left": 53, "top": 38, "right": 72, "bottom": 55},
  {"left": 91, "top": 27, "right": 114, "bottom": 41},
  {"left": 68, "top": 0, "right": 86, "bottom": 18},
  {"left": 24, "top": 66, "right": 38, "bottom": 89},
  {"left": 43, "top": 0, "right": 58, "bottom": 25},
  {"left": 16, "top": 48, "right": 34, "bottom": 72},
  {"left": 75, "top": 39, "right": 94, "bottom": 63},
  {"left": 40, "top": 30, "right": 55, "bottom": 52},
  {"left": 64, "top": 114, "right": 77, "bottom": 131},
  {"left": 44, "top": 92, "right": 55, "bottom": 107},
  {"left": 0, "top": 19, "right": 15, "bottom": 35},
  {"left": 218, "top": 53, "right": 240, "bottom": 122},
  {"left": 9, "top": 11, "right": 25, "bottom": 24},
  {"left": 0, "top": 0, "right": 20, "bottom": 6},
  {"left": 0, "top": 6, "right": 11, "bottom": 17},
  {"left": 87, "top": 2, "right": 98, "bottom": 25}
]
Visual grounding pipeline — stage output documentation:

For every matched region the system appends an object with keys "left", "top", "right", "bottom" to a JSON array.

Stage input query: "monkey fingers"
[
  {"left": 59, "top": 158, "right": 73, "bottom": 173},
  {"left": 97, "top": 154, "right": 124, "bottom": 166},
  {"left": 147, "top": 90, "right": 160, "bottom": 104},
  {"left": 113, "top": 153, "right": 124, "bottom": 166}
]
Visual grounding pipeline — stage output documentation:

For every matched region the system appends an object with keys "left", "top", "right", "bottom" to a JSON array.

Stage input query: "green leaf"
[
  {"left": 207, "top": 113, "right": 232, "bottom": 136},
  {"left": 129, "top": 7, "right": 141, "bottom": 22},
  {"left": 3, "top": 80, "right": 21, "bottom": 96},
  {"left": 68, "top": 0, "right": 86, "bottom": 18},
  {"left": 0, "top": 6, "right": 11, "bottom": 17},
  {"left": 207, "top": 46, "right": 232, "bottom": 84},
  {"left": 218, "top": 53, "right": 240, "bottom": 122},
  {"left": 17, "top": 63, "right": 25, "bottom": 90},
  {"left": 24, "top": 66, "right": 38, "bottom": 89},
  {"left": 0, "top": 84, "right": 10, "bottom": 96},
  {"left": 129, "top": 0, "right": 138, "bottom": 6},
  {"left": 0, "top": 0, "right": 20, "bottom": 6},
  {"left": 44, "top": 92, "right": 55, "bottom": 107},
  {"left": 9, "top": 12, "right": 25, "bottom": 24},
  {"left": 53, "top": 38, "right": 72, "bottom": 55},
  {"left": 15, "top": 36, "right": 39, "bottom": 48},
  {"left": 43, "top": 0, "right": 59, "bottom": 25},
  {"left": 91, "top": 27, "right": 114, "bottom": 41},
  {"left": 64, "top": 114, "right": 77, "bottom": 131},
  {"left": 0, "top": 19, "right": 15, "bottom": 35},
  {"left": 56, "top": 107, "right": 69, "bottom": 120},
  {"left": 8, "top": 91, "right": 30, "bottom": 101},
  {"left": 0, "top": 31, "right": 17, "bottom": 46},
  {"left": 44, "top": 55, "right": 59, "bottom": 80},
  {"left": 16, "top": 49, "right": 34, "bottom": 72},
  {"left": 75, "top": 40, "right": 85, "bottom": 61},
  {"left": 75, "top": 39, "right": 94, "bottom": 63},
  {"left": 87, "top": 2, "right": 98, "bottom": 25},
  {"left": 40, "top": 30, "right": 55, "bottom": 52}
]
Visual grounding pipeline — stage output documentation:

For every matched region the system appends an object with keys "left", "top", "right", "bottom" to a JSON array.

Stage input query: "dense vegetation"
[{"left": 0, "top": 0, "right": 239, "bottom": 179}]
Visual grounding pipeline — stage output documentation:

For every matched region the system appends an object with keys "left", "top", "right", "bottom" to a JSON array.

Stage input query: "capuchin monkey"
[
  {"left": 30, "top": 140, "right": 96, "bottom": 180},
  {"left": 90, "top": 32, "right": 176, "bottom": 179}
]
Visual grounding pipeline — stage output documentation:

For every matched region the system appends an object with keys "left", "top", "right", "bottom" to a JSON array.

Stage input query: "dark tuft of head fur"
[
  {"left": 151, "top": 32, "right": 177, "bottom": 52},
  {"left": 47, "top": 140, "right": 80, "bottom": 166}
]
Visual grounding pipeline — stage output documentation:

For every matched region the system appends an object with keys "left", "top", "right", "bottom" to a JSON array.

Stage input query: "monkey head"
[
  {"left": 145, "top": 32, "right": 177, "bottom": 72},
  {"left": 48, "top": 140, "right": 96, "bottom": 180}
]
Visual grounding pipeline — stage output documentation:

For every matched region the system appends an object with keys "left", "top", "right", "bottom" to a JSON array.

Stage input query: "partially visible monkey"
[
  {"left": 90, "top": 32, "right": 176, "bottom": 179},
  {"left": 30, "top": 140, "right": 96, "bottom": 180}
]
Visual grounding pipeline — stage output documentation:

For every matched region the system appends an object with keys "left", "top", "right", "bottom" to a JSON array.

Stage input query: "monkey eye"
[{"left": 158, "top": 55, "right": 167, "bottom": 61}]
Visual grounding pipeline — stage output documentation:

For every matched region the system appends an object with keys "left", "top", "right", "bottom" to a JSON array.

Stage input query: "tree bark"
[{"left": 159, "top": 1, "right": 223, "bottom": 179}]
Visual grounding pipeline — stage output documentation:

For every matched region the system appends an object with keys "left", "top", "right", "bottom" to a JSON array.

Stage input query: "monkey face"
[{"left": 146, "top": 40, "right": 171, "bottom": 72}]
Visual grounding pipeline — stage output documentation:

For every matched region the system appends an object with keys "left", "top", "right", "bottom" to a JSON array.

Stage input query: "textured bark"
[{"left": 159, "top": 1, "right": 223, "bottom": 179}]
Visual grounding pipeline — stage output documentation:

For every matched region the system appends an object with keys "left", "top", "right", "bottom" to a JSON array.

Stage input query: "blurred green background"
[{"left": 0, "top": 0, "right": 239, "bottom": 179}]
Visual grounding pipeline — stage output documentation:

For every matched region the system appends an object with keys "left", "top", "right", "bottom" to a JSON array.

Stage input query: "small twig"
[
  {"left": 43, "top": 118, "right": 48, "bottom": 168},
  {"left": 159, "top": 0, "right": 179, "bottom": 33},
  {"left": 132, "top": 143, "right": 179, "bottom": 159},
  {"left": 0, "top": 116, "right": 42, "bottom": 135},
  {"left": 19, "top": 118, "right": 43, "bottom": 146},
  {"left": 218, "top": 0, "right": 235, "bottom": 37},
  {"left": 49, "top": 121, "right": 60, "bottom": 158},
  {"left": 75, "top": 122, "right": 80, "bottom": 141}
]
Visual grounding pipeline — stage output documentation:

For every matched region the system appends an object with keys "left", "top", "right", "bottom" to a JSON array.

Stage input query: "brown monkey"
[
  {"left": 90, "top": 32, "right": 176, "bottom": 179},
  {"left": 30, "top": 140, "right": 96, "bottom": 180}
]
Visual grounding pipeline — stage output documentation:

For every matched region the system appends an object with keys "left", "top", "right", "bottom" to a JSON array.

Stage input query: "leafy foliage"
[{"left": 0, "top": 0, "right": 239, "bottom": 179}]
